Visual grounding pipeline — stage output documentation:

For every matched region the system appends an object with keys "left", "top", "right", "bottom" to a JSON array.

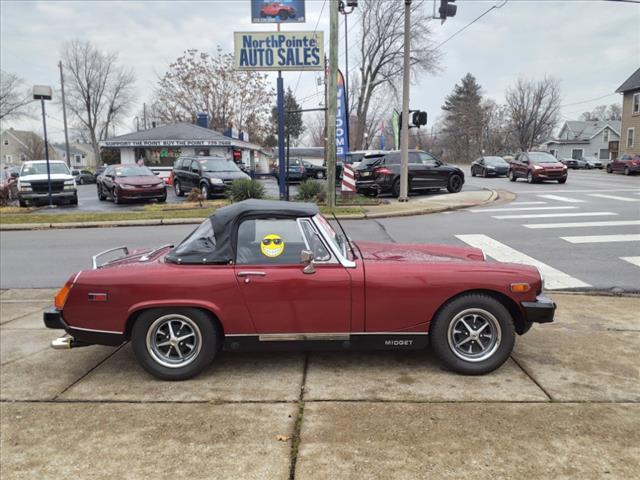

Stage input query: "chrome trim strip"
[
  {"left": 311, "top": 216, "right": 357, "bottom": 269},
  {"left": 68, "top": 325, "right": 123, "bottom": 335},
  {"left": 225, "top": 332, "right": 429, "bottom": 337},
  {"left": 258, "top": 333, "right": 350, "bottom": 342},
  {"left": 92, "top": 246, "right": 129, "bottom": 269},
  {"left": 140, "top": 244, "right": 173, "bottom": 262},
  {"left": 72, "top": 271, "right": 82, "bottom": 284}
]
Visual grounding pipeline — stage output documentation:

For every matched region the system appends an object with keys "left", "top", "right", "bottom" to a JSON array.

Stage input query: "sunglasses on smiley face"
[{"left": 262, "top": 238, "right": 283, "bottom": 246}]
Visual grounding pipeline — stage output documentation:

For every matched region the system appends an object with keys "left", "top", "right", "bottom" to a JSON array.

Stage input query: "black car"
[
  {"left": 355, "top": 150, "right": 465, "bottom": 197},
  {"left": 271, "top": 157, "right": 306, "bottom": 184},
  {"left": 302, "top": 160, "right": 326, "bottom": 179},
  {"left": 470, "top": 156, "right": 509, "bottom": 177},
  {"left": 560, "top": 158, "right": 587, "bottom": 169},
  {"left": 173, "top": 156, "right": 250, "bottom": 198},
  {"left": 72, "top": 169, "right": 96, "bottom": 184}
]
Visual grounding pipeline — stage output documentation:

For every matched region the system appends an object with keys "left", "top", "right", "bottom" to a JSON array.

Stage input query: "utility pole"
[
  {"left": 143, "top": 103, "right": 147, "bottom": 130},
  {"left": 326, "top": 0, "right": 339, "bottom": 208},
  {"left": 399, "top": 0, "right": 412, "bottom": 202},
  {"left": 324, "top": 55, "right": 328, "bottom": 156},
  {"left": 277, "top": 23, "right": 286, "bottom": 199},
  {"left": 58, "top": 61, "right": 71, "bottom": 168}
]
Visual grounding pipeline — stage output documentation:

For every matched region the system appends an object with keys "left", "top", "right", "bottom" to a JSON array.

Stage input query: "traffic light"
[
  {"left": 412, "top": 111, "right": 427, "bottom": 128},
  {"left": 439, "top": 0, "right": 457, "bottom": 24}
]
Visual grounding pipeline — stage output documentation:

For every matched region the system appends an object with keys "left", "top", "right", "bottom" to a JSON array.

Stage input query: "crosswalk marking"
[
  {"left": 510, "top": 201, "right": 547, "bottom": 205},
  {"left": 524, "top": 220, "right": 640, "bottom": 229},
  {"left": 620, "top": 257, "right": 640, "bottom": 267},
  {"left": 455, "top": 234, "right": 590, "bottom": 290},
  {"left": 588, "top": 193, "right": 640, "bottom": 202},
  {"left": 561, "top": 234, "right": 640, "bottom": 244},
  {"left": 493, "top": 212, "right": 617, "bottom": 219},
  {"left": 537, "top": 194, "right": 585, "bottom": 203},
  {"left": 471, "top": 206, "right": 577, "bottom": 213}
]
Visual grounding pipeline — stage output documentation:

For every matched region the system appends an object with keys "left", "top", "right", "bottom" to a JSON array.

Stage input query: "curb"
[{"left": 0, "top": 189, "right": 499, "bottom": 231}]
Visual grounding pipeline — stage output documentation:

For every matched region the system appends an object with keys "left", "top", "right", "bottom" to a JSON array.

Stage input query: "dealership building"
[{"left": 100, "top": 122, "right": 271, "bottom": 172}]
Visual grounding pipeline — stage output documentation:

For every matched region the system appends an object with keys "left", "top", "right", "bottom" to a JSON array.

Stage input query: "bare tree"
[
  {"left": 351, "top": 0, "right": 440, "bottom": 150},
  {"left": 153, "top": 48, "right": 274, "bottom": 144},
  {"left": 0, "top": 70, "right": 34, "bottom": 122},
  {"left": 17, "top": 132, "right": 46, "bottom": 161},
  {"left": 506, "top": 77, "right": 561, "bottom": 151},
  {"left": 304, "top": 111, "right": 326, "bottom": 147},
  {"left": 580, "top": 103, "right": 622, "bottom": 121},
  {"left": 61, "top": 40, "right": 136, "bottom": 161}
]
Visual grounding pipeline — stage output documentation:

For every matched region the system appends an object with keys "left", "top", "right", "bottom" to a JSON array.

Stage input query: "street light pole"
[
  {"left": 399, "top": 0, "right": 412, "bottom": 202},
  {"left": 58, "top": 61, "right": 71, "bottom": 169},
  {"left": 39, "top": 98, "right": 53, "bottom": 207},
  {"left": 326, "top": 0, "right": 340, "bottom": 208}
]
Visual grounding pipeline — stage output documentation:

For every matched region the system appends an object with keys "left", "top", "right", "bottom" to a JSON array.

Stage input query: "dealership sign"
[
  {"left": 251, "top": 0, "right": 306, "bottom": 24},
  {"left": 336, "top": 69, "right": 349, "bottom": 159},
  {"left": 234, "top": 31, "right": 323, "bottom": 71},
  {"left": 101, "top": 140, "right": 233, "bottom": 148}
]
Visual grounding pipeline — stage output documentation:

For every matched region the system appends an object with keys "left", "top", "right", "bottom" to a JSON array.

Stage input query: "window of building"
[
  {"left": 75, "top": 154, "right": 82, "bottom": 164},
  {"left": 3, "top": 139, "right": 8, "bottom": 146},
  {"left": 603, "top": 129, "right": 609, "bottom": 143},
  {"left": 627, "top": 128, "right": 635, "bottom": 148},
  {"left": 633, "top": 93, "right": 640, "bottom": 115},
  {"left": 599, "top": 149, "right": 609, "bottom": 160},
  {"left": 571, "top": 148, "right": 583, "bottom": 159},
  {"left": 549, "top": 149, "right": 557, "bottom": 158}
]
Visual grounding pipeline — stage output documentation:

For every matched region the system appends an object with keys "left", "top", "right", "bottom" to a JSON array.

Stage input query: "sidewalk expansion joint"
[
  {"left": 288, "top": 352, "right": 309, "bottom": 480},
  {"left": 510, "top": 355, "right": 554, "bottom": 401}
]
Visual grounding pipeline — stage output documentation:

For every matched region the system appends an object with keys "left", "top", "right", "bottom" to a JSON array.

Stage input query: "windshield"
[
  {"left": 314, "top": 214, "right": 351, "bottom": 259},
  {"left": 20, "top": 162, "right": 70, "bottom": 176},
  {"left": 346, "top": 152, "right": 365, "bottom": 163},
  {"left": 115, "top": 166, "right": 154, "bottom": 177},
  {"left": 171, "top": 219, "right": 216, "bottom": 257},
  {"left": 484, "top": 157, "right": 507, "bottom": 165},
  {"left": 199, "top": 158, "right": 241, "bottom": 172},
  {"left": 529, "top": 152, "right": 558, "bottom": 164},
  {"left": 359, "top": 155, "right": 384, "bottom": 168}
]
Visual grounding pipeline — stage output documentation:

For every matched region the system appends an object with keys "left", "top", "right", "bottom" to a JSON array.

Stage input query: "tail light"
[
  {"left": 300, "top": 164, "right": 305, "bottom": 173},
  {"left": 54, "top": 274, "right": 77, "bottom": 310},
  {"left": 167, "top": 170, "right": 174, "bottom": 186},
  {"left": 374, "top": 167, "right": 392, "bottom": 175}
]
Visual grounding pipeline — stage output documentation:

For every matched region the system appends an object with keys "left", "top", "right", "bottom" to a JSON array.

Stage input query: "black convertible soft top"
[{"left": 165, "top": 199, "right": 319, "bottom": 264}]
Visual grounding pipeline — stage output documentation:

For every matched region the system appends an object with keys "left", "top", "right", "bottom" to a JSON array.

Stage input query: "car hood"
[
  {"left": 19, "top": 173, "right": 73, "bottom": 182},
  {"left": 535, "top": 162, "right": 564, "bottom": 169},
  {"left": 203, "top": 171, "right": 249, "bottom": 180},
  {"left": 115, "top": 175, "right": 163, "bottom": 186},
  {"left": 355, "top": 241, "right": 485, "bottom": 262}
]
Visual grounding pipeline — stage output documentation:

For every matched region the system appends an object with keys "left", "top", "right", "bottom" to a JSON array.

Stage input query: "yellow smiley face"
[{"left": 260, "top": 234, "right": 285, "bottom": 257}]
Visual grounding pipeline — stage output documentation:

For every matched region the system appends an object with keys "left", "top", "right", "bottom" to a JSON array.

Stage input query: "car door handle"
[{"left": 237, "top": 271, "right": 267, "bottom": 277}]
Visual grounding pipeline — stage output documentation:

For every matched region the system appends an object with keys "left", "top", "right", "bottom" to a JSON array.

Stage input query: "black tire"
[
  {"left": 558, "top": 178, "right": 567, "bottom": 184},
  {"left": 200, "top": 182, "right": 210, "bottom": 199},
  {"left": 446, "top": 174, "right": 463, "bottom": 193},
  {"left": 509, "top": 170, "right": 517, "bottom": 182},
  {"left": 19, "top": 199, "right": 27, "bottom": 208},
  {"left": 131, "top": 308, "right": 220, "bottom": 381},
  {"left": 158, "top": 194, "right": 167, "bottom": 203},
  {"left": 526, "top": 171, "right": 534, "bottom": 184},
  {"left": 606, "top": 165, "right": 612, "bottom": 174},
  {"left": 624, "top": 167, "right": 630, "bottom": 176},
  {"left": 482, "top": 168, "right": 488, "bottom": 178},
  {"left": 78, "top": 177, "right": 84, "bottom": 185},
  {"left": 113, "top": 187, "right": 120, "bottom": 204},
  {"left": 316, "top": 171, "right": 324, "bottom": 179},
  {"left": 391, "top": 178, "right": 401, "bottom": 198},
  {"left": 174, "top": 180, "right": 184, "bottom": 197},
  {"left": 471, "top": 167, "right": 476, "bottom": 177},
  {"left": 70, "top": 195, "right": 78, "bottom": 206},
  {"left": 363, "top": 189, "right": 379, "bottom": 198},
  {"left": 98, "top": 185, "right": 106, "bottom": 201},
  {"left": 429, "top": 293, "right": 515, "bottom": 375},
  {"left": 279, "top": 10, "right": 289, "bottom": 20}
]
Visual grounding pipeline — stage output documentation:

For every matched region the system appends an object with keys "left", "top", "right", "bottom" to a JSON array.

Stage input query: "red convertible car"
[{"left": 44, "top": 200, "right": 555, "bottom": 380}]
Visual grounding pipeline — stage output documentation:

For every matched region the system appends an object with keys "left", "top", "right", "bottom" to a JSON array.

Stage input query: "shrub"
[
  {"left": 296, "top": 179, "right": 326, "bottom": 202},
  {"left": 228, "top": 178, "right": 265, "bottom": 202},
  {"left": 186, "top": 187, "right": 204, "bottom": 206}
]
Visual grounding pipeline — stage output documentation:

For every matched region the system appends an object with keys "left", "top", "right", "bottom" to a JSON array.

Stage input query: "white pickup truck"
[{"left": 17, "top": 160, "right": 78, "bottom": 207}]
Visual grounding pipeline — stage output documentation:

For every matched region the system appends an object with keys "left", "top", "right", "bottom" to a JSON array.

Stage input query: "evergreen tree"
[{"left": 270, "top": 87, "right": 305, "bottom": 145}]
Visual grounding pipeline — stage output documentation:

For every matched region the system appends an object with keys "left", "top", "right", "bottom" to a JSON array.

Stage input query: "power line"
[
  {"left": 434, "top": 0, "right": 508, "bottom": 50},
  {"left": 560, "top": 93, "right": 618, "bottom": 108},
  {"left": 293, "top": 0, "right": 327, "bottom": 97}
]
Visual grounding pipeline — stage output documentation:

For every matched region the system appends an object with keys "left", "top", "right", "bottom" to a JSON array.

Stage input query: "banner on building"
[
  {"left": 391, "top": 111, "right": 400, "bottom": 150},
  {"left": 336, "top": 69, "right": 349, "bottom": 160},
  {"left": 234, "top": 31, "right": 323, "bottom": 71},
  {"left": 251, "top": 0, "right": 306, "bottom": 24}
]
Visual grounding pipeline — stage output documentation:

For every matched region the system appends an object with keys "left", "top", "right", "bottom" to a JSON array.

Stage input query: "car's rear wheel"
[
  {"left": 391, "top": 178, "right": 401, "bottom": 197},
  {"left": 509, "top": 170, "right": 516, "bottom": 182},
  {"left": 446, "top": 174, "right": 463, "bottom": 193},
  {"left": 606, "top": 165, "right": 612, "bottom": 174},
  {"left": 131, "top": 308, "right": 219, "bottom": 381},
  {"left": 471, "top": 167, "right": 476, "bottom": 177},
  {"left": 78, "top": 177, "right": 85, "bottom": 185},
  {"left": 430, "top": 294, "right": 515, "bottom": 375},
  {"left": 174, "top": 180, "right": 184, "bottom": 197}
]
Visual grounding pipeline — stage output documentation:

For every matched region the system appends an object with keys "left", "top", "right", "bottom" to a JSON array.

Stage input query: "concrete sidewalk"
[{"left": 1, "top": 290, "right": 638, "bottom": 479}]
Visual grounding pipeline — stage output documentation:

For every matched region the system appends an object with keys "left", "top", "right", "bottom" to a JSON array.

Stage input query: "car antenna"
[{"left": 332, "top": 213, "right": 357, "bottom": 259}]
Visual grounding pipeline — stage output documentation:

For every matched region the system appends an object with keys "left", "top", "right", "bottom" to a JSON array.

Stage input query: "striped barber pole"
[{"left": 341, "top": 164, "right": 356, "bottom": 194}]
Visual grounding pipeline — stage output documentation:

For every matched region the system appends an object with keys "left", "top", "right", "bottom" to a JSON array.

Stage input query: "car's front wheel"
[
  {"left": 526, "top": 171, "right": 534, "bottom": 184},
  {"left": 446, "top": 174, "right": 463, "bottom": 193},
  {"left": 624, "top": 167, "right": 630, "bottom": 176},
  {"left": 131, "top": 308, "right": 220, "bottom": 381},
  {"left": 174, "top": 180, "right": 184, "bottom": 197},
  {"left": 606, "top": 165, "right": 612, "bottom": 174},
  {"left": 430, "top": 294, "right": 515, "bottom": 375},
  {"left": 316, "top": 171, "right": 324, "bottom": 179},
  {"left": 200, "top": 182, "right": 210, "bottom": 199},
  {"left": 509, "top": 170, "right": 517, "bottom": 182}
]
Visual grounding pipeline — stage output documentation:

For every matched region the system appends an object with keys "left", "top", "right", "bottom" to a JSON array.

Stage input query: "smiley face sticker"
[{"left": 260, "top": 234, "right": 285, "bottom": 258}]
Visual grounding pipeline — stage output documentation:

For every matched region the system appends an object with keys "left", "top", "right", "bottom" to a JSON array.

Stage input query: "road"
[{"left": 1, "top": 167, "right": 638, "bottom": 290}]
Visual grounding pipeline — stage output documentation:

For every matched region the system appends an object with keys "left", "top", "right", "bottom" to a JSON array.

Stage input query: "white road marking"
[
  {"left": 525, "top": 220, "right": 640, "bottom": 229},
  {"left": 493, "top": 212, "right": 618, "bottom": 219},
  {"left": 471, "top": 206, "right": 577, "bottom": 213},
  {"left": 620, "top": 257, "right": 640, "bottom": 267},
  {"left": 517, "top": 188, "right": 640, "bottom": 194},
  {"left": 537, "top": 194, "right": 585, "bottom": 203},
  {"left": 561, "top": 234, "right": 640, "bottom": 244},
  {"left": 588, "top": 193, "right": 640, "bottom": 202},
  {"left": 455, "top": 234, "right": 590, "bottom": 290},
  {"left": 510, "top": 201, "right": 548, "bottom": 205}
]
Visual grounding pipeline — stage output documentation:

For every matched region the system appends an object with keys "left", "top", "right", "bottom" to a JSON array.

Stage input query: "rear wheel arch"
[
  {"left": 429, "top": 289, "right": 528, "bottom": 335},
  {"left": 124, "top": 306, "right": 224, "bottom": 341}
]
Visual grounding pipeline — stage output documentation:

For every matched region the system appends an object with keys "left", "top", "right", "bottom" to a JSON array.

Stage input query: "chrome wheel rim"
[
  {"left": 447, "top": 308, "right": 501, "bottom": 362},
  {"left": 146, "top": 314, "right": 202, "bottom": 368},
  {"left": 175, "top": 181, "right": 181, "bottom": 195},
  {"left": 202, "top": 184, "right": 208, "bottom": 198}
]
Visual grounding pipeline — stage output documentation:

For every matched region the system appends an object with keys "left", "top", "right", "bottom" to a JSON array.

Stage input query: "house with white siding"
[{"left": 544, "top": 120, "right": 621, "bottom": 161}]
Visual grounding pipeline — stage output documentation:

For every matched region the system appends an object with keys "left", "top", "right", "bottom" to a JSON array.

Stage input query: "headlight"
[
  {"left": 533, "top": 165, "right": 543, "bottom": 170},
  {"left": 562, "top": 165, "right": 568, "bottom": 170},
  {"left": 209, "top": 177, "right": 224, "bottom": 185},
  {"left": 18, "top": 181, "right": 31, "bottom": 191},
  {"left": 64, "top": 180, "right": 76, "bottom": 190},
  {"left": 120, "top": 183, "right": 136, "bottom": 189}
]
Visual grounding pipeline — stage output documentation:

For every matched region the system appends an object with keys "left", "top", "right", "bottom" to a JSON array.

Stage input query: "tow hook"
[{"left": 51, "top": 335, "right": 75, "bottom": 349}]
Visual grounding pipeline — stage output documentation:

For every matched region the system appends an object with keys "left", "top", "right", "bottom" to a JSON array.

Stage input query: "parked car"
[
  {"left": 302, "top": 160, "right": 326, "bottom": 179},
  {"left": 560, "top": 157, "right": 586, "bottom": 169},
  {"left": 0, "top": 167, "right": 19, "bottom": 203},
  {"left": 509, "top": 152, "right": 568, "bottom": 184},
  {"left": 260, "top": 2, "right": 296, "bottom": 20},
  {"left": 44, "top": 199, "right": 555, "bottom": 380},
  {"left": 271, "top": 157, "right": 306, "bottom": 184},
  {"left": 97, "top": 164, "right": 166, "bottom": 204},
  {"left": 148, "top": 166, "right": 173, "bottom": 185},
  {"left": 606, "top": 154, "right": 640, "bottom": 175},
  {"left": 173, "top": 156, "right": 250, "bottom": 198},
  {"left": 355, "top": 150, "right": 465, "bottom": 197},
  {"left": 94, "top": 166, "right": 107, "bottom": 178},
  {"left": 17, "top": 160, "right": 78, "bottom": 207},
  {"left": 72, "top": 169, "right": 96, "bottom": 185},
  {"left": 580, "top": 156, "right": 603, "bottom": 169},
  {"left": 471, "top": 156, "right": 509, "bottom": 177}
]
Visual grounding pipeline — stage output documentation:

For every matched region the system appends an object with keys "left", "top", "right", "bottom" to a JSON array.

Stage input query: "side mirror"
[
  {"left": 154, "top": 171, "right": 160, "bottom": 175},
  {"left": 10, "top": 172, "right": 19, "bottom": 178},
  {"left": 300, "top": 250, "right": 316, "bottom": 274},
  {"left": 72, "top": 170, "right": 80, "bottom": 175}
]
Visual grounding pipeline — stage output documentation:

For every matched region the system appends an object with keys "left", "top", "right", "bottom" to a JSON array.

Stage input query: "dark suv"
[
  {"left": 354, "top": 150, "right": 465, "bottom": 197},
  {"left": 173, "top": 156, "right": 250, "bottom": 198}
]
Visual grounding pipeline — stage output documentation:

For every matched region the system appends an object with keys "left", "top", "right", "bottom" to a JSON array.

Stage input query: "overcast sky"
[{"left": 1, "top": 0, "right": 639, "bottom": 143}]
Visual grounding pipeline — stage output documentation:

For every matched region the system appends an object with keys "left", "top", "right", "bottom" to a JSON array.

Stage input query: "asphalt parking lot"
[{"left": 1, "top": 289, "right": 638, "bottom": 479}]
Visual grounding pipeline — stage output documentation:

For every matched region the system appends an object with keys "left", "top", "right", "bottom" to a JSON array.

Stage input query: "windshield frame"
[
  {"left": 312, "top": 214, "right": 356, "bottom": 267},
  {"left": 20, "top": 162, "right": 71, "bottom": 176}
]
